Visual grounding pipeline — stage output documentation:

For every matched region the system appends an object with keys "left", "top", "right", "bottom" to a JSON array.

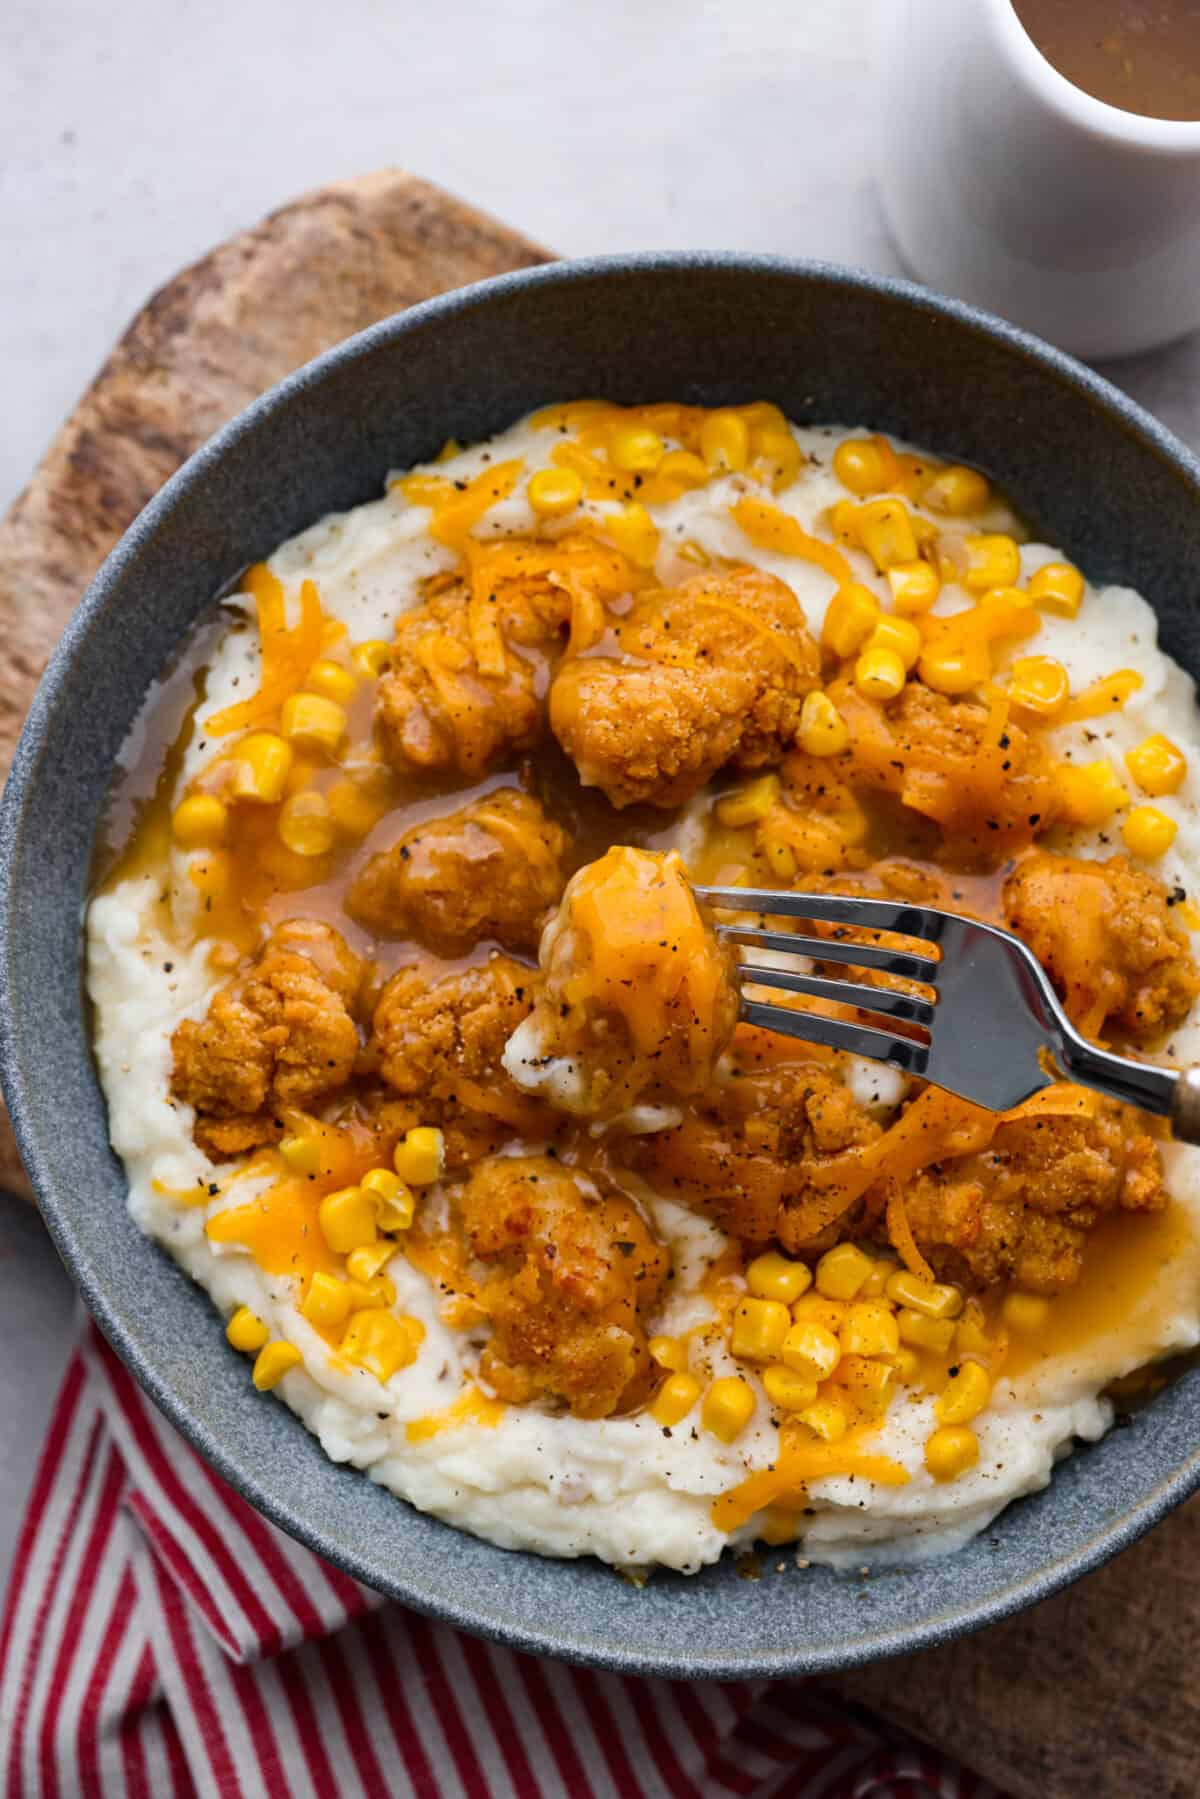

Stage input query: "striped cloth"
[{"left": 0, "top": 1321, "right": 1004, "bottom": 1799}]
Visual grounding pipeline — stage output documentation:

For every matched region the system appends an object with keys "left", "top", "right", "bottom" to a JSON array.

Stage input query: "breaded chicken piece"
[
  {"left": 171, "top": 920, "right": 362, "bottom": 1159},
  {"left": 504, "top": 847, "right": 740, "bottom": 1121},
  {"left": 346, "top": 788, "right": 569, "bottom": 953},
  {"left": 1004, "top": 851, "right": 1199, "bottom": 1040},
  {"left": 550, "top": 567, "right": 820, "bottom": 808},
  {"left": 455, "top": 1155, "right": 668, "bottom": 1418}
]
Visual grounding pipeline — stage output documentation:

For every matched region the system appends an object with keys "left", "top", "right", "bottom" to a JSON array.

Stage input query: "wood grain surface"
[{"left": 2, "top": 165, "right": 1192, "bottom": 1798}]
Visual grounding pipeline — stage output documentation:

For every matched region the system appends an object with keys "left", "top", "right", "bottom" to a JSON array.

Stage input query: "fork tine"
[
  {"left": 739, "top": 962, "right": 935, "bottom": 1026},
  {"left": 718, "top": 924, "right": 939, "bottom": 982},
  {"left": 696, "top": 885, "right": 948, "bottom": 943},
  {"left": 740, "top": 999, "right": 930, "bottom": 1071}
]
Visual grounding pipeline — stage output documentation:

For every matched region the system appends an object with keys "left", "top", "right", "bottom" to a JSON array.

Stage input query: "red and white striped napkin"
[{"left": 0, "top": 1319, "right": 1004, "bottom": 1798}]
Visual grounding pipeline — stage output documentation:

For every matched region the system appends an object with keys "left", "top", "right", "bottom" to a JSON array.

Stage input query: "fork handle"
[{"left": 1171, "top": 1068, "right": 1200, "bottom": 1144}]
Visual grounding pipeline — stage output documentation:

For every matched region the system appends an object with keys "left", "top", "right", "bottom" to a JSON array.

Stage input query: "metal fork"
[{"left": 693, "top": 885, "right": 1200, "bottom": 1143}]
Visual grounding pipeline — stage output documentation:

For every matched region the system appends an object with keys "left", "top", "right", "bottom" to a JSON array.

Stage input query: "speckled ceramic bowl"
[{"left": 4, "top": 256, "right": 1200, "bottom": 1678}]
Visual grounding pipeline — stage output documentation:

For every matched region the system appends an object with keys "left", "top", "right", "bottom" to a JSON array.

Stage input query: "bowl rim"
[{"left": 5, "top": 248, "right": 1200, "bottom": 1678}]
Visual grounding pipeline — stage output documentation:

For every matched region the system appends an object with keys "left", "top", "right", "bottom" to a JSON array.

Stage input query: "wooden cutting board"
[{"left": 3, "top": 168, "right": 1196, "bottom": 1798}]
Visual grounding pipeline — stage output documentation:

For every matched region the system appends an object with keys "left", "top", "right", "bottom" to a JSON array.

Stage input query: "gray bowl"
[{"left": 4, "top": 254, "right": 1200, "bottom": 1679}]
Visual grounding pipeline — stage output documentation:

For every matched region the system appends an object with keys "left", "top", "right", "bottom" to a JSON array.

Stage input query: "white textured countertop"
[{"left": 3, "top": 0, "right": 1199, "bottom": 1587}]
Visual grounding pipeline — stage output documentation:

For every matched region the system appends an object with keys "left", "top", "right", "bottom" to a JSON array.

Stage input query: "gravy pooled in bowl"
[{"left": 87, "top": 400, "right": 1200, "bottom": 1570}]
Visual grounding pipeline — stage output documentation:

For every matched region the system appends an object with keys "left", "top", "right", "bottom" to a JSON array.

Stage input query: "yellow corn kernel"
[
  {"left": 605, "top": 502, "right": 659, "bottom": 569},
  {"left": 353, "top": 639, "right": 393, "bottom": 678},
  {"left": 188, "top": 849, "right": 232, "bottom": 903},
  {"left": 1002, "top": 1291, "right": 1051, "bottom": 1333},
  {"left": 650, "top": 1372, "right": 702, "bottom": 1426},
  {"left": 822, "top": 584, "right": 880, "bottom": 659},
  {"left": 730, "top": 1298, "right": 792, "bottom": 1363},
  {"left": 1122, "top": 804, "right": 1178, "bottom": 859},
  {"left": 892, "top": 1346, "right": 922, "bottom": 1384},
  {"left": 887, "top": 559, "right": 941, "bottom": 615},
  {"left": 649, "top": 1335, "right": 689, "bottom": 1373},
  {"left": 317, "top": 1186, "right": 377, "bottom": 1255},
  {"left": 761, "top": 1365, "right": 819, "bottom": 1412},
  {"left": 781, "top": 1321, "right": 841, "bottom": 1381},
  {"left": 757, "top": 1506, "right": 801, "bottom": 1545},
  {"left": 347, "top": 1242, "right": 394, "bottom": 1282},
  {"left": 840, "top": 1300, "right": 900, "bottom": 1359},
  {"left": 252, "top": 1340, "right": 303, "bottom": 1391},
  {"left": 751, "top": 427, "right": 803, "bottom": 491},
  {"left": 278, "top": 791, "right": 336, "bottom": 858},
  {"left": 365, "top": 1169, "right": 415, "bottom": 1234},
  {"left": 832, "top": 437, "right": 891, "bottom": 497},
  {"left": 963, "top": 534, "right": 1020, "bottom": 592},
  {"left": 304, "top": 659, "right": 357, "bottom": 706},
  {"left": 716, "top": 773, "right": 780, "bottom": 827},
  {"left": 857, "top": 499, "right": 919, "bottom": 572},
  {"left": 835, "top": 1354, "right": 897, "bottom": 1411},
  {"left": 815, "top": 1242, "right": 876, "bottom": 1300},
  {"left": 231, "top": 732, "right": 293, "bottom": 803},
  {"left": 1126, "top": 733, "right": 1187, "bottom": 798},
  {"left": 867, "top": 615, "right": 921, "bottom": 671},
  {"left": 279, "top": 1133, "right": 322, "bottom": 1175},
  {"left": 919, "top": 641, "right": 990, "bottom": 696},
  {"left": 829, "top": 499, "right": 863, "bottom": 546},
  {"left": 1029, "top": 560, "right": 1085, "bottom": 617},
  {"left": 393, "top": 1127, "right": 445, "bottom": 1187},
  {"left": 791, "top": 1292, "right": 847, "bottom": 1334},
  {"left": 527, "top": 466, "right": 584, "bottom": 517},
  {"left": 896, "top": 1308, "right": 956, "bottom": 1354},
  {"left": 860, "top": 1259, "right": 896, "bottom": 1298},
  {"left": 699, "top": 411, "right": 750, "bottom": 474},
  {"left": 702, "top": 1375, "right": 756, "bottom": 1442},
  {"left": 923, "top": 465, "right": 990, "bottom": 516},
  {"left": 172, "top": 794, "right": 228, "bottom": 849},
  {"left": 280, "top": 692, "right": 347, "bottom": 755},
  {"left": 340, "top": 1310, "right": 419, "bottom": 1383},
  {"left": 301, "top": 1271, "right": 352, "bottom": 1329},
  {"left": 924, "top": 1424, "right": 979, "bottom": 1481},
  {"left": 798, "top": 690, "right": 851, "bottom": 757},
  {"left": 797, "top": 1396, "right": 849, "bottom": 1443},
  {"left": 327, "top": 775, "right": 389, "bottom": 839},
  {"left": 746, "top": 1251, "right": 812, "bottom": 1305},
  {"left": 609, "top": 423, "right": 664, "bottom": 473},
  {"left": 1008, "top": 654, "right": 1069, "bottom": 719},
  {"left": 346, "top": 1273, "right": 397, "bottom": 1310},
  {"left": 658, "top": 448, "right": 711, "bottom": 488},
  {"left": 226, "top": 1306, "right": 270, "bottom": 1354},
  {"left": 936, "top": 1362, "right": 992, "bottom": 1426},
  {"left": 854, "top": 645, "right": 906, "bottom": 701},
  {"left": 1058, "top": 760, "right": 1129, "bottom": 827},
  {"left": 885, "top": 1270, "right": 963, "bottom": 1319},
  {"left": 954, "top": 1307, "right": 993, "bottom": 1357}
]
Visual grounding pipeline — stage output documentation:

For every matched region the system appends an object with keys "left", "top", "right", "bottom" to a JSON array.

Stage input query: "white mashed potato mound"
[{"left": 87, "top": 411, "right": 1200, "bottom": 1572}]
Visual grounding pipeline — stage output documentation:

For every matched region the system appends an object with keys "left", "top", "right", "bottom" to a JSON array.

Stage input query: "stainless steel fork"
[{"left": 693, "top": 885, "right": 1200, "bottom": 1143}]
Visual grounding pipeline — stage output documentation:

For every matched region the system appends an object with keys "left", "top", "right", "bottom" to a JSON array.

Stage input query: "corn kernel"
[
  {"left": 278, "top": 790, "right": 336, "bottom": 858},
  {"left": 781, "top": 1321, "right": 841, "bottom": 1381},
  {"left": 1122, "top": 804, "right": 1178, "bottom": 859},
  {"left": 797, "top": 1396, "right": 849, "bottom": 1443},
  {"left": 746, "top": 1251, "right": 812, "bottom": 1305},
  {"left": 923, "top": 465, "right": 990, "bottom": 516},
  {"left": 317, "top": 1186, "right": 377, "bottom": 1255},
  {"left": 832, "top": 437, "right": 892, "bottom": 497},
  {"left": 936, "top": 1362, "right": 992, "bottom": 1426},
  {"left": 340, "top": 1310, "right": 419, "bottom": 1382},
  {"left": 188, "top": 849, "right": 232, "bottom": 903},
  {"left": 896, "top": 1308, "right": 956, "bottom": 1354},
  {"left": 280, "top": 692, "right": 347, "bottom": 755},
  {"left": 791, "top": 1292, "right": 846, "bottom": 1334},
  {"left": 798, "top": 689, "right": 851, "bottom": 758},
  {"left": 304, "top": 659, "right": 357, "bottom": 706},
  {"left": 730, "top": 1297, "right": 791, "bottom": 1363},
  {"left": 840, "top": 1300, "right": 900, "bottom": 1359},
  {"left": 815, "top": 1242, "right": 876, "bottom": 1300},
  {"left": 860, "top": 1259, "right": 897, "bottom": 1298},
  {"left": 762, "top": 1365, "right": 819, "bottom": 1412},
  {"left": 885, "top": 1270, "right": 963, "bottom": 1319},
  {"left": 226, "top": 1306, "right": 270, "bottom": 1354},
  {"left": 1002, "top": 1292, "right": 1051, "bottom": 1333},
  {"left": 751, "top": 427, "right": 803, "bottom": 491},
  {"left": 924, "top": 1424, "right": 979, "bottom": 1481},
  {"left": 252, "top": 1340, "right": 303, "bottom": 1391},
  {"left": 172, "top": 794, "right": 228, "bottom": 849},
  {"left": 346, "top": 1273, "right": 397, "bottom": 1310},
  {"left": 757, "top": 1506, "right": 801, "bottom": 1545},
  {"left": 527, "top": 466, "right": 584, "bottom": 517},
  {"left": 658, "top": 448, "right": 710, "bottom": 488},
  {"left": 649, "top": 1335, "right": 689, "bottom": 1373},
  {"left": 699, "top": 411, "right": 750, "bottom": 474},
  {"left": 605, "top": 502, "right": 659, "bottom": 569},
  {"left": 609, "top": 423, "right": 664, "bottom": 473},
  {"left": 716, "top": 773, "right": 780, "bottom": 827},
  {"left": 1008, "top": 654, "right": 1069, "bottom": 719},
  {"left": 1029, "top": 560, "right": 1085, "bottom": 617},
  {"left": 1058, "top": 760, "right": 1129, "bottom": 827},
  {"left": 372, "top": 1181, "right": 416, "bottom": 1236},
  {"left": 327, "top": 775, "right": 389, "bottom": 838},
  {"left": 892, "top": 1347, "right": 922, "bottom": 1384},
  {"left": 301, "top": 1271, "right": 352, "bottom": 1329},
  {"left": 279, "top": 1133, "right": 322, "bottom": 1175},
  {"left": 829, "top": 499, "right": 863, "bottom": 545},
  {"left": 854, "top": 645, "right": 906, "bottom": 701},
  {"left": 353, "top": 639, "right": 393, "bottom": 678},
  {"left": 954, "top": 1306, "right": 993, "bottom": 1357},
  {"left": 651, "top": 1372, "right": 702, "bottom": 1426},
  {"left": 823, "top": 584, "right": 880, "bottom": 658},
  {"left": 231, "top": 732, "right": 293, "bottom": 803},
  {"left": 887, "top": 559, "right": 941, "bottom": 615},
  {"left": 857, "top": 499, "right": 919, "bottom": 571},
  {"left": 347, "top": 1242, "right": 394, "bottom": 1282},
  {"left": 393, "top": 1127, "right": 445, "bottom": 1186},
  {"left": 963, "top": 534, "right": 1020, "bottom": 591},
  {"left": 919, "top": 641, "right": 990, "bottom": 696},
  {"left": 1126, "top": 733, "right": 1187, "bottom": 798},
  {"left": 867, "top": 615, "right": 921, "bottom": 671},
  {"left": 835, "top": 1354, "right": 897, "bottom": 1410}
]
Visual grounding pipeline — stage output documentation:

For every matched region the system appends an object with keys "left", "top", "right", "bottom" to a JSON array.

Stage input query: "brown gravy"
[{"left": 1012, "top": 0, "right": 1200, "bottom": 120}]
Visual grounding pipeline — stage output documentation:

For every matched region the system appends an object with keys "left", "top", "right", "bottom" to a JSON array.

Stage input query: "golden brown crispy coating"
[
  {"left": 1004, "top": 851, "right": 1199, "bottom": 1040},
  {"left": 371, "top": 953, "right": 535, "bottom": 1099},
  {"left": 456, "top": 1155, "right": 668, "bottom": 1418},
  {"left": 549, "top": 567, "right": 820, "bottom": 808}
]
